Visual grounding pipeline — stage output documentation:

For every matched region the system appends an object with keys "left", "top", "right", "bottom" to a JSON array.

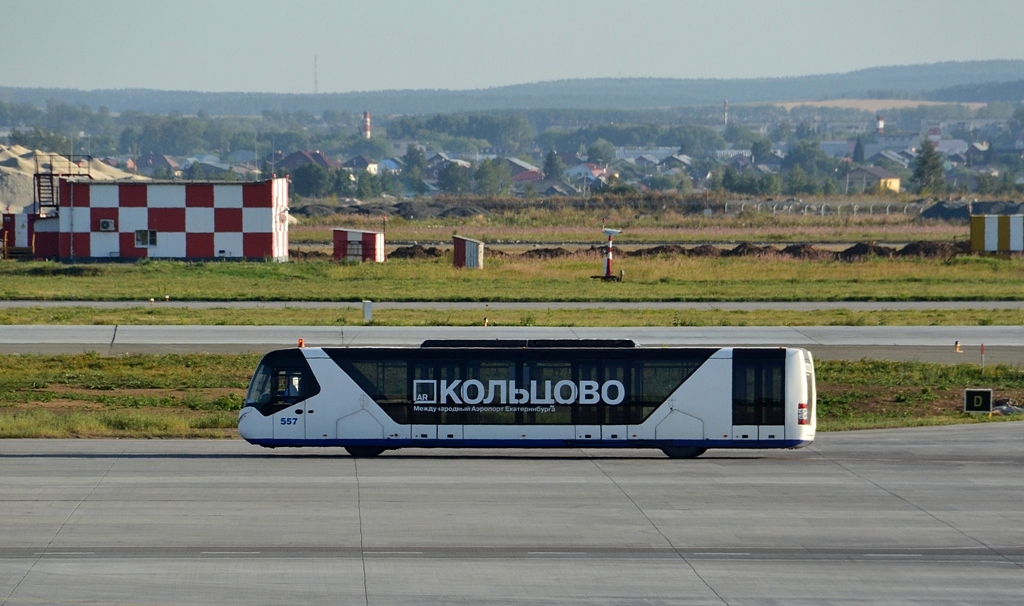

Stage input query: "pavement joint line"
[
  {"left": 1, "top": 447, "right": 123, "bottom": 606},
  {"left": 589, "top": 458, "right": 729, "bottom": 605}
]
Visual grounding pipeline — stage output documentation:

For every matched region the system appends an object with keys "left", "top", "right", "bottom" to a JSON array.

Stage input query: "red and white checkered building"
[
  {"left": 332, "top": 228, "right": 385, "bottom": 262},
  {"left": 32, "top": 178, "right": 289, "bottom": 261}
]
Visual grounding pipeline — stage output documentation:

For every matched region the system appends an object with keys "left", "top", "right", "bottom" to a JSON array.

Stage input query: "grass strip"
[
  {"left": 3, "top": 306, "right": 1024, "bottom": 327},
  {"left": 3, "top": 256, "right": 1024, "bottom": 302}
]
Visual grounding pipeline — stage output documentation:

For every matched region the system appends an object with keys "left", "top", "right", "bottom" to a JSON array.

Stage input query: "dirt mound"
[
  {"left": 840, "top": 242, "right": 897, "bottom": 259},
  {"left": 898, "top": 241, "right": 955, "bottom": 258},
  {"left": 391, "top": 201, "right": 457, "bottom": 220},
  {"left": 781, "top": 244, "right": 836, "bottom": 260},
  {"left": 291, "top": 204, "right": 341, "bottom": 218},
  {"left": 687, "top": 244, "right": 722, "bottom": 258},
  {"left": 484, "top": 248, "right": 509, "bottom": 258},
  {"left": 724, "top": 243, "right": 781, "bottom": 257},
  {"left": 627, "top": 244, "right": 687, "bottom": 257},
  {"left": 917, "top": 200, "right": 1024, "bottom": 221},
  {"left": 347, "top": 203, "right": 394, "bottom": 217},
  {"left": 970, "top": 201, "right": 1024, "bottom": 215},
  {"left": 919, "top": 201, "right": 969, "bottom": 221},
  {"left": 288, "top": 248, "right": 332, "bottom": 261},
  {"left": 439, "top": 206, "right": 486, "bottom": 218},
  {"left": 389, "top": 244, "right": 446, "bottom": 259},
  {"left": 519, "top": 247, "right": 574, "bottom": 259}
]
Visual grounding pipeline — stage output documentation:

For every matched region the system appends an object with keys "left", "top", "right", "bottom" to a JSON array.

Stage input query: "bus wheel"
[
  {"left": 346, "top": 447, "right": 386, "bottom": 458},
  {"left": 661, "top": 447, "right": 706, "bottom": 459}
]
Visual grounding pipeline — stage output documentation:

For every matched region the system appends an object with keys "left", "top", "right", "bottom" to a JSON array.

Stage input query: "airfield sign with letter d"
[{"left": 963, "top": 389, "right": 993, "bottom": 413}]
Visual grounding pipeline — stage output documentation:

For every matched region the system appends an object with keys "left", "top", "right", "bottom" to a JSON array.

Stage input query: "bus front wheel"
[
  {"left": 661, "top": 447, "right": 706, "bottom": 459},
  {"left": 346, "top": 446, "right": 386, "bottom": 458}
]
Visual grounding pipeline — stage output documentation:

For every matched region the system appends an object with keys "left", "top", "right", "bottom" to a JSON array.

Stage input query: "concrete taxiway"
[
  {"left": 0, "top": 424, "right": 1021, "bottom": 605},
  {"left": 2, "top": 324, "right": 1022, "bottom": 363}
]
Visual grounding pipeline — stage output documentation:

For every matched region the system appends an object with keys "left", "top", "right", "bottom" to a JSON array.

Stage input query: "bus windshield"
[{"left": 245, "top": 363, "right": 275, "bottom": 406}]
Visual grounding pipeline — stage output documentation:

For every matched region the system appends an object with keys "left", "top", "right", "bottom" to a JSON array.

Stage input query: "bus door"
[
  {"left": 732, "top": 350, "right": 786, "bottom": 442},
  {"left": 436, "top": 360, "right": 463, "bottom": 442},
  {"left": 411, "top": 363, "right": 438, "bottom": 441},
  {"left": 271, "top": 368, "right": 308, "bottom": 443}
]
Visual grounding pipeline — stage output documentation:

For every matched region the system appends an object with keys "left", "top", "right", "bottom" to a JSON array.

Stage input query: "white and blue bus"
[{"left": 239, "top": 340, "right": 816, "bottom": 458}]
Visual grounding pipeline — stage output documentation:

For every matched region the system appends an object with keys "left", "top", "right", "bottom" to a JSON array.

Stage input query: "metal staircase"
[{"left": 34, "top": 153, "right": 93, "bottom": 214}]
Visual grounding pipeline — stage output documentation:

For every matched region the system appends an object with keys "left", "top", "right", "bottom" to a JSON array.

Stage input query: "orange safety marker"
[{"left": 297, "top": 338, "right": 305, "bottom": 348}]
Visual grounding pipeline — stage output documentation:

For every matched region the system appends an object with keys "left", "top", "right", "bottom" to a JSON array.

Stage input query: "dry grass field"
[{"left": 775, "top": 99, "right": 988, "bottom": 112}]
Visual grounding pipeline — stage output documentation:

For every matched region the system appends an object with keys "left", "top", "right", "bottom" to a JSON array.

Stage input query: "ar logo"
[{"left": 413, "top": 380, "right": 437, "bottom": 404}]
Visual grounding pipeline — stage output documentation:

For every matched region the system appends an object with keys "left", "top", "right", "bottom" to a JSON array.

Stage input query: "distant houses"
[
  {"left": 845, "top": 166, "right": 900, "bottom": 194},
  {"left": 89, "top": 104, "right": 1018, "bottom": 200}
]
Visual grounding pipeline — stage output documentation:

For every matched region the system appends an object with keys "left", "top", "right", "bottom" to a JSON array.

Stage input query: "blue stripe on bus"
[{"left": 248, "top": 438, "right": 812, "bottom": 449}]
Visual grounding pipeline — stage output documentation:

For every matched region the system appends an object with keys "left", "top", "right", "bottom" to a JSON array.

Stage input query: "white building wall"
[
  {"left": 985, "top": 216, "right": 998, "bottom": 251},
  {"left": 90, "top": 187, "right": 119, "bottom": 208},
  {"left": 214, "top": 185, "right": 243, "bottom": 208},
  {"left": 243, "top": 207, "right": 273, "bottom": 232},
  {"left": 150, "top": 232, "right": 187, "bottom": 258},
  {"left": 214, "top": 232, "right": 244, "bottom": 257},
  {"left": 91, "top": 232, "right": 120, "bottom": 257},
  {"left": 1011, "top": 216, "right": 1024, "bottom": 252},
  {"left": 148, "top": 187, "right": 186, "bottom": 208},
  {"left": 119, "top": 208, "right": 149, "bottom": 233},
  {"left": 186, "top": 207, "right": 215, "bottom": 232}
]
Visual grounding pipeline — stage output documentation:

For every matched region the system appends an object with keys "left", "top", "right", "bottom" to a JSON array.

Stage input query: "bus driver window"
[{"left": 276, "top": 370, "right": 305, "bottom": 402}]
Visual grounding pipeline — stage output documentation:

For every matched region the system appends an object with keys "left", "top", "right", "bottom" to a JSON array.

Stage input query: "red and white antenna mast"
[{"left": 603, "top": 227, "right": 621, "bottom": 278}]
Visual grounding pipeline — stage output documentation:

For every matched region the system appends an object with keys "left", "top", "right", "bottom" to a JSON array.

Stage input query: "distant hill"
[
  {"left": 924, "top": 79, "right": 1024, "bottom": 103},
  {"left": 2, "top": 60, "right": 1023, "bottom": 116}
]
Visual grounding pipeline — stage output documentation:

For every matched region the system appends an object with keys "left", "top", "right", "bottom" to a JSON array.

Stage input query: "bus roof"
[{"left": 419, "top": 339, "right": 637, "bottom": 349}]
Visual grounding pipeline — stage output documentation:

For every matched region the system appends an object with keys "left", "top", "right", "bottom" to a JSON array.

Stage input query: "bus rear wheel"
[
  {"left": 346, "top": 446, "right": 386, "bottom": 458},
  {"left": 661, "top": 447, "right": 706, "bottom": 459}
]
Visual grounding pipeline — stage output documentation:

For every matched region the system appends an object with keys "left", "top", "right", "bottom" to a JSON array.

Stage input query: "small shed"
[
  {"left": 970, "top": 215, "right": 1024, "bottom": 252},
  {"left": 333, "top": 228, "right": 384, "bottom": 262},
  {"left": 453, "top": 236, "right": 484, "bottom": 269}
]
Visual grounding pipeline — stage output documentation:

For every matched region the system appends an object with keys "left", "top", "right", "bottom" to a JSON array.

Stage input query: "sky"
[{"left": 3, "top": 0, "right": 1023, "bottom": 94}]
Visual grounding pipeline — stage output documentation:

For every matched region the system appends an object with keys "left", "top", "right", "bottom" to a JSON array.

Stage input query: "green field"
[
  {"left": 3, "top": 305, "right": 1024, "bottom": 327},
  {"left": 0, "top": 353, "right": 1019, "bottom": 438},
  {"left": 3, "top": 254, "right": 1023, "bottom": 302}
]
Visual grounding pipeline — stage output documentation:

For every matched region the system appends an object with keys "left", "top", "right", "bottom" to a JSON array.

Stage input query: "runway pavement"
[
  {"left": 0, "top": 424, "right": 1021, "bottom": 605},
  {"left": 1, "top": 324, "right": 1023, "bottom": 363}
]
